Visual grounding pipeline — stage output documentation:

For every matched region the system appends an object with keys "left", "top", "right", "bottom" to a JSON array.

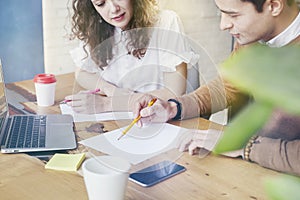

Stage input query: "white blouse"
[{"left": 70, "top": 10, "right": 199, "bottom": 93}]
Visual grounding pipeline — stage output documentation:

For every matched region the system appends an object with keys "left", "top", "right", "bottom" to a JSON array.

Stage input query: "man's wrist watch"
[{"left": 167, "top": 99, "right": 182, "bottom": 120}]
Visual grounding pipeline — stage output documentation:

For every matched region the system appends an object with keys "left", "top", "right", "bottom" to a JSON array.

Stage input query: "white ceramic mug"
[
  {"left": 82, "top": 155, "right": 131, "bottom": 200},
  {"left": 33, "top": 74, "right": 56, "bottom": 106}
]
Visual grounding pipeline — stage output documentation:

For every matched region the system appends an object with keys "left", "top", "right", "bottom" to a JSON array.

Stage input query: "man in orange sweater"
[{"left": 133, "top": 0, "right": 300, "bottom": 176}]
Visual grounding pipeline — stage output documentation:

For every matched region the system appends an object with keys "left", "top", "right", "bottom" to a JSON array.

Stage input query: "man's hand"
[
  {"left": 177, "top": 129, "right": 244, "bottom": 158},
  {"left": 132, "top": 94, "right": 178, "bottom": 127}
]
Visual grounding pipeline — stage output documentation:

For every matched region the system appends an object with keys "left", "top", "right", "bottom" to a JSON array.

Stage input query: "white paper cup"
[
  {"left": 82, "top": 156, "right": 131, "bottom": 200},
  {"left": 33, "top": 74, "right": 56, "bottom": 106}
]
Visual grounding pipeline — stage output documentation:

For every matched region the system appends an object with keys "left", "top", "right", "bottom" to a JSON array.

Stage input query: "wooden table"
[{"left": 1, "top": 73, "right": 280, "bottom": 200}]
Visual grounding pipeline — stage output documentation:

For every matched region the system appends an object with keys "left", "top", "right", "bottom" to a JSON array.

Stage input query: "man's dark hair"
[
  {"left": 241, "top": 0, "right": 294, "bottom": 12},
  {"left": 241, "top": 0, "right": 266, "bottom": 12}
]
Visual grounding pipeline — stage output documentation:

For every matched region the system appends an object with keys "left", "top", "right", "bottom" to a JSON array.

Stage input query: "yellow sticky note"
[{"left": 45, "top": 153, "right": 86, "bottom": 172}]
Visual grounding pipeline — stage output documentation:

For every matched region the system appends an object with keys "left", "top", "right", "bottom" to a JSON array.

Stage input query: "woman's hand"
[{"left": 64, "top": 91, "right": 112, "bottom": 114}]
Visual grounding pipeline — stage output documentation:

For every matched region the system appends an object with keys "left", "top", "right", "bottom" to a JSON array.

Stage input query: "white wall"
[
  {"left": 42, "top": 0, "right": 79, "bottom": 75},
  {"left": 159, "top": 0, "right": 232, "bottom": 85}
]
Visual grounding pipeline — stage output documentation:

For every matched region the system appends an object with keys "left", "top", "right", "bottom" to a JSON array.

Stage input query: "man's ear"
[{"left": 267, "top": 0, "right": 284, "bottom": 16}]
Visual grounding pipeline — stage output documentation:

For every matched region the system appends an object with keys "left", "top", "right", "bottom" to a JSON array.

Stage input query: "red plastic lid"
[{"left": 33, "top": 74, "right": 56, "bottom": 84}]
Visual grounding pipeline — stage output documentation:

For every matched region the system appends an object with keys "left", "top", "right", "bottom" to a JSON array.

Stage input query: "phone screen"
[{"left": 129, "top": 160, "right": 186, "bottom": 187}]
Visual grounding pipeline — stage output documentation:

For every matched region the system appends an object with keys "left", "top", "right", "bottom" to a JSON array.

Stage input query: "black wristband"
[{"left": 168, "top": 99, "right": 182, "bottom": 120}]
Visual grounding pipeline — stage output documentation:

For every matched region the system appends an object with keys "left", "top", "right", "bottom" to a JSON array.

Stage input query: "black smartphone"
[{"left": 129, "top": 160, "right": 186, "bottom": 187}]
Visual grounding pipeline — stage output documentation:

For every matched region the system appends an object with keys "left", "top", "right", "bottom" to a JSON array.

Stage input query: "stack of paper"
[
  {"left": 79, "top": 123, "right": 188, "bottom": 165},
  {"left": 60, "top": 104, "right": 133, "bottom": 122}
]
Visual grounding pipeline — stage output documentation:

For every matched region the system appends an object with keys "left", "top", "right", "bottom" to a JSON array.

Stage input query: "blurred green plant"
[
  {"left": 212, "top": 45, "right": 300, "bottom": 199},
  {"left": 264, "top": 175, "right": 300, "bottom": 200}
]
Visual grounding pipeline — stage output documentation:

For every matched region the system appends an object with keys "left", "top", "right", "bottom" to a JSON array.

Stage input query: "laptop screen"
[{"left": 0, "top": 60, "right": 9, "bottom": 135}]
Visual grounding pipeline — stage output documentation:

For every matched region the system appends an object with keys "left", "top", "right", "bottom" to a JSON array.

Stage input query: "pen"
[
  {"left": 117, "top": 98, "right": 157, "bottom": 140},
  {"left": 88, "top": 88, "right": 101, "bottom": 94},
  {"left": 60, "top": 88, "right": 101, "bottom": 104}
]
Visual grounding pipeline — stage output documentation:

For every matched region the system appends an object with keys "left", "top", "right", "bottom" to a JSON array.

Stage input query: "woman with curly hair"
[{"left": 65, "top": 0, "right": 198, "bottom": 114}]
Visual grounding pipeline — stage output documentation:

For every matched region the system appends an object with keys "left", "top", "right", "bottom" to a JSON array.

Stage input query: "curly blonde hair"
[{"left": 71, "top": 0, "right": 159, "bottom": 68}]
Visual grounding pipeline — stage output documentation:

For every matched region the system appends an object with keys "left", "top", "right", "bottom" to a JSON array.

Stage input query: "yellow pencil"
[{"left": 117, "top": 98, "right": 157, "bottom": 140}]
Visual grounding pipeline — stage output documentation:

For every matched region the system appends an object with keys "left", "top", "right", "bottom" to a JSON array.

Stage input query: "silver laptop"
[{"left": 0, "top": 59, "right": 77, "bottom": 153}]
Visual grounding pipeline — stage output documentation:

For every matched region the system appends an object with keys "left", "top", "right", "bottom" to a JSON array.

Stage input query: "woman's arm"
[
  {"left": 75, "top": 67, "right": 133, "bottom": 96},
  {"left": 117, "top": 62, "right": 187, "bottom": 112},
  {"left": 75, "top": 61, "right": 187, "bottom": 95},
  {"left": 68, "top": 62, "right": 187, "bottom": 113},
  {"left": 75, "top": 67, "right": 101, "bottom": 90}
]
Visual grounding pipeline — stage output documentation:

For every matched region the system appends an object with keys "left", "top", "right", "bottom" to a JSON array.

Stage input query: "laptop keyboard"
[{"left": 2, "top": 115, "right": 46, "bottom": 148}]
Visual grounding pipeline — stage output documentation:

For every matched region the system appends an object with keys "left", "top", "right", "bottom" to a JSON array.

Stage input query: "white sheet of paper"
[
  {"left": 79, "top": 123, "right": 188, "bottom": 165},
  {"left": 60, "top": 104, "right": 133, "bottom": 122}
]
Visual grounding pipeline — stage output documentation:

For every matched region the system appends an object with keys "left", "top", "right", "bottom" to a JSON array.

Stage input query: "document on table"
[
  {"left": 79, "top": 123, "right": 188, "bottom": 165},
  {"left": 59, "top": 104, "right": 133, "bottom": 122}
]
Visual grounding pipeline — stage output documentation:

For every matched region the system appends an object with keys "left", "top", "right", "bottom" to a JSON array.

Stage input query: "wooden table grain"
[{"left": 1, "top": 73, "right": 280, "bottom": 200}]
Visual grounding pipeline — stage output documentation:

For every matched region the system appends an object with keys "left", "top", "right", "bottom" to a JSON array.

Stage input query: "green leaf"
[
  {"left": 220, "top": 45, "right": 300, "bottom": 115},
  {"left": 264, "top": 175, "right": 300, "bottom": 200},
  {"left": 213, "top": 102, "right": 273, "bottom": 154}
]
